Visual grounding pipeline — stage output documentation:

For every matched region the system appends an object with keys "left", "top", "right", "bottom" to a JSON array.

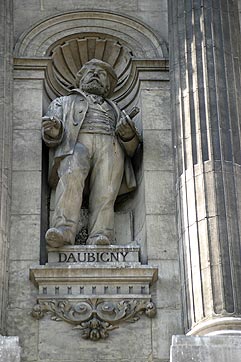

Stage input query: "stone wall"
[
  {"left": 0, "top": 0, "right": 13, "bottom": 335},
  {"left": 4, "top": 1, "right": 183, "bottom": 361}
]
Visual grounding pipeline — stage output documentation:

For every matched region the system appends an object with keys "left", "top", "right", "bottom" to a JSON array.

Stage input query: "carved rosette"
[{"left": 32, "top": 298, "right": 156, "bottom": 341}]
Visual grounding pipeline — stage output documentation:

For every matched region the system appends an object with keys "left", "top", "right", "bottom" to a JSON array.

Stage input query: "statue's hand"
[
  {"left": 42, "top": 116, "right": 62, "bottom": 139},
  {"left": 116, "top": 115, "right": 136, "bottom": 141}
]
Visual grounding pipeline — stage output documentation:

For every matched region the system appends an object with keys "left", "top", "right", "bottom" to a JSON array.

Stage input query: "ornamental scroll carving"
[{"left": 32, "top": 298, "right": 156, "bottom": 341}]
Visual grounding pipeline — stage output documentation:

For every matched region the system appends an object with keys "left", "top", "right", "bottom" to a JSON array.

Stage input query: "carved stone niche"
[
  {"left": 24, "top": 13, "right": 163, "bottom": 341},
  {"left": 30, "top": 245, "right": 157, "bottom": 341}
]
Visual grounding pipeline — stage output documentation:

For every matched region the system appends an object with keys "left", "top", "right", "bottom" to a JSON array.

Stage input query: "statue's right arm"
[{"left": 42, "top": 97, "right": 64, "bottom": 148}]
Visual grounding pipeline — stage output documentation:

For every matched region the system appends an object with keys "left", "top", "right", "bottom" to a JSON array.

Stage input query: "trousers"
[{"left": 52, "top": 133, "right": 125, "bottom": 243}]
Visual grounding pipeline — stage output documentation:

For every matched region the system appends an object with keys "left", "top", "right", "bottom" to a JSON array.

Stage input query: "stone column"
[
  {"left": 169, "top": 0, "right": 241, "bottom": 334},
  {"left": 0, "top": 0, "right": 13, "bottom": 334}
]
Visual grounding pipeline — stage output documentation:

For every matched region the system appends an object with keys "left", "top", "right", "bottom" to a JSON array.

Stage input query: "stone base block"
[
  {"left": 47, "top": 244, "right": 140, "bottom": 265},
  {"left": 30, "top": 246, "right": 158, "bottom": 341},
  {"left": 0, "top": 336, "right": 21, "bottom": 362},
  {"left": 170, "top": 335, "right": 241, "bottom": 362}
]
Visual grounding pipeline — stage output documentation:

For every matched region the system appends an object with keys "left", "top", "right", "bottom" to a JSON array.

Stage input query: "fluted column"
[{"left": 169, "top": 0, "right": 241, "bottom": 334}]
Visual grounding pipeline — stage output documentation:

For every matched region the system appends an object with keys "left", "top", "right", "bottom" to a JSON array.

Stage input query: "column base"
[
  {"left": 186, "top": 317, "right": 241, "bottom": 336},
  {"left": 170, "top": 335, "right": 241, "bottom": 362}
]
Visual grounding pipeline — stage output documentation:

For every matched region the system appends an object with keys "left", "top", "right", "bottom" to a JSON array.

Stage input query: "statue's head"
[{"left": 76, "top": 59, "right": 118, "bottom": 98}]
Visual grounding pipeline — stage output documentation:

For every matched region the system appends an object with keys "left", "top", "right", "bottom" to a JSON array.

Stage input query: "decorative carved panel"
[{"left": 30, "top": 245, "right": 158, "bottom": 340}]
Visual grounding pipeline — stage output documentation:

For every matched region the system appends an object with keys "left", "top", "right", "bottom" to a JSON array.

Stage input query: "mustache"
[{"left": 87, "top": 77, "right": 102, "bottom": 84}]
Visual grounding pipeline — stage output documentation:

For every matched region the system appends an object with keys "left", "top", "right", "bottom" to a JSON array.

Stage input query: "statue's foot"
[
  {"left": 45, "top": 227, "right": 74, "bottom": 248},
  {"left": 86, "top": 234, "right": 110, "bottom": 246}
]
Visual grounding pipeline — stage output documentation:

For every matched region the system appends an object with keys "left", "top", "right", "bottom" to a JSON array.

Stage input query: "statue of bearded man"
[{"left": 42, "top": 59, "right": 140, "bottom": 248}]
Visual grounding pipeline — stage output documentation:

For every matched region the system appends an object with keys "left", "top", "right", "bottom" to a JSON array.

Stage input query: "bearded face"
[{"left": 79, "top": 65, "right": 110, "bottom": 97}]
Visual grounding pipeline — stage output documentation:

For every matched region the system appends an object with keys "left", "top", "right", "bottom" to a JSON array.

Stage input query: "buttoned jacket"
[{"left": 42, "top": 89, "right": 140, "bottom": 194}]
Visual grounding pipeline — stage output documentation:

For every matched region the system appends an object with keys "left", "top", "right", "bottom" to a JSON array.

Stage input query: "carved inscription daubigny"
[{"left": 58, "top": 251, "right": 129, "bottom": 263}]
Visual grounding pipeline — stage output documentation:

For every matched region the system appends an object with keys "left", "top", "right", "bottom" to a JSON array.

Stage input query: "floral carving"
[{"left": 32, "top": 298, "right": 156, "bottom": 340}]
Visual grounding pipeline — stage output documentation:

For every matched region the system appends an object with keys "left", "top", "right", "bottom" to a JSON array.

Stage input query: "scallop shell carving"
[{"left": 45, "top": 37, "right": 133, "bottom": 99}]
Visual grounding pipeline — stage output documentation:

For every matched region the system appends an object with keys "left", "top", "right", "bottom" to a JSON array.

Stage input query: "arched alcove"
[
  {"left": 15, "top": 10, "right": 167, "bottom": 58},
  {"left": 14, "top": 10, "right": 169, "bottom": 263},
  {"left": 15, "top": 10, "right": 168, "bottom": 102}
]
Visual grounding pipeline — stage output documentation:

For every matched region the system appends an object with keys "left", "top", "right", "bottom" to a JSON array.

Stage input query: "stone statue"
[{"left": 42, "top": 59, "right": 141, "bottom": 248}]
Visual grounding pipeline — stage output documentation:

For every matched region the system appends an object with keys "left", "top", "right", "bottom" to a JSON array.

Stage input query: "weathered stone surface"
[
  {"left": 13, "top": 0, "right": 168, "bottom": 45},
  {"left": 12, "top": 129, "right": 42, "bottom": 171},
  {"left": 9, "top": 214, "right": 40, "bottom": 260},
  {"left": 11, "top": 171, "right": 41, "bottom": 214},
  {"left": 146, "top": 214, "right": 178, "bottom": 260},
  {"left": 13, "top": 80, "right": 42, "bottom": 130},
  {"left": 141, "top": 88, "right": 170, "bottom": 130},
  {"left": 144, "top": 171, "right": 175, "bottom": 215},
  {"left": 170, "top": 335, "right": 241, "bottom": 362},
  {"left": 143, "top": 130, "right": 173, "bottom": 171},
  {"left": 0, "top": 336, "right": 21, "bottom": 362},
  {"left": 0, "top": 0, "right": 13, "bottom": 333},
  {"left": 133, "top": 179, "right": 146, "bottom": 236},
  {"left": 38, "top": 316, "right": 152, "bottom": 361},
  {"left": 149, "top": 259, "right": 181, "bottom": 310},
  {"left": 134, "top": 223, "right": 147, "bottom": 263},
  {"left": 114, "top": 211, "right": 133, "bottom": 245},
  {"left": 138, "top": 0, "right": 167, "bottom": 11},
  {"left": 8, "top": 261, "right": 38, "bottom": 309},
  {"left": 7, "top": 308, "right": 38, "bottom": 362},
  {"left": 41, "top": 0, "right": 139, "bottom": 11},
  {"left": 152, "top": 309, "right": 183, "bottom": 361}
]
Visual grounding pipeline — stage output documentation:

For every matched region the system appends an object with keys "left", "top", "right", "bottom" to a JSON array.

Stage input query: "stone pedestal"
[
  {"left": 0, "top": 336, "right": 21, "bottom": 362},
  {"left": 170, "top": 335, "right": 241, "bottom": 362},
  {"left": 168, "top": 0, "right": 241, "bottom": 334},
  {"left": 30, "top": 245, "right": 158, "bottom": 341}
]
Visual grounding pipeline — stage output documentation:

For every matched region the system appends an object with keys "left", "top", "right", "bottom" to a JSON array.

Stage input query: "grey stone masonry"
[
  {"left": 0, "top": 336, "right": 21, "bottom": 362},
  {"left": 169, "top": 0, "right": 241, "bottom": 334},
  {"left": 170, "top": 335, "right": 241, "bottom": 362},
  {"left": 0, "top": 0, "right": 13, "bottom": 334}
]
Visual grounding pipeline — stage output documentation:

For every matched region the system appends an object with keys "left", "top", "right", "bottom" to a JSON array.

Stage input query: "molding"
[
  {"left": 14, "top": 10, "right": 168, "bottom": 59},
  {"left": 30, "top": 264, "right": 158, "bottom": 287},
  {"left": 30, "top": 258, "right": 158, "bottom": 340},
  {"left": 187, "top": 317, "right": 241, "bottom": 336}
]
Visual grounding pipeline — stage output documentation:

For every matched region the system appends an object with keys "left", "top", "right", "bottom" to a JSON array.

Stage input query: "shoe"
[
  {"left": 45, "top": 227, "right": 75, "bottom": 248},
  {"left": 86, "top": 234, "right": 110, "bottom": 246}
]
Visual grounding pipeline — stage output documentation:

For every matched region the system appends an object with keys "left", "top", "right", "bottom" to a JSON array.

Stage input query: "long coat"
[{"left": 42, "top": 89, "right": 140, "bottom": 195}]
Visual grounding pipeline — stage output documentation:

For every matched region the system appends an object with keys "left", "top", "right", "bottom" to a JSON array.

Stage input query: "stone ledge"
[
  {"left": 30, "top": 260, "right": 158, "bottom": 341},
  {"left": 30, "top": 264, "right": 158, "bottom": 296}
]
